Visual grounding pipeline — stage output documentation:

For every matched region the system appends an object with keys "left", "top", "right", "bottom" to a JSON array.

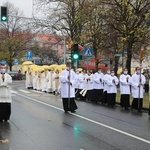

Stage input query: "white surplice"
[
  {"left": 0, "top": 73, "right": 12, "bottom": 103},
  {"left": 60, "top": 69, "right": 76, "bottom": 98},
  {"left": 119, "top": 74, "right": 131, "bottom": 94},
  {"left": 131, "top": 73, "right": 146, "bottom": 98}
]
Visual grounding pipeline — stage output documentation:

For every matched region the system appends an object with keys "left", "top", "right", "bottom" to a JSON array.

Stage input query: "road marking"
[
  {"left": 18, "top": 90, "right": 31, "bottom": 94},
  {"left": 31, "top": 90, "right": 44, "bottom": 93},
  {"left": 14, "top": 92, "right": 150, "bottom": 145},
  {"left": 11, "top": 91, "right": 17, "bottom": 94}
]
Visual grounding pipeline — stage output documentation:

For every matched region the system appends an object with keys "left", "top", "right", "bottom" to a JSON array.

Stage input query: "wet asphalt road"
[{"left": 0, "top": 81, "right": 150, "bottom": 150}]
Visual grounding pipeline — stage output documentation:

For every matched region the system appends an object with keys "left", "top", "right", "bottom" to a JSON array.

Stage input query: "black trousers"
[
  {"left": 144, "top": 84, "right": 149, "bottom": 93},
  {"left": 75, "top": 88, "right": 80, "bottom": 100},
  {"left": 102, "top": 91, "right": 107, "bottom": 104},
  {"left": 107, "top": 93, "right": 116, "bottom": 106},
  {"left": 0, "top": 103, "right": 11, "bottom": 121},
  {"left": 62, "top": 98, "right": 78, "bottom": 112},
  {"left": 120, "top": 94, "right": 130, "bottom": 108},
  {"left": 131, "top": 98, "right": 143, "bottom": 110},
  {"left": 86, "top": 90, "right": 93, "bottom": 101},
  {"left": 92, "top": 89, "right": 103, "bottom": 103}
]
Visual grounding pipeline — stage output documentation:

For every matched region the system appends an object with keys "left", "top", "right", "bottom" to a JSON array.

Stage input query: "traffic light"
[
  {"left": 1, "top": 7, "right": 7, "bottom": 22},
  {"left": 71, "top": 44, "right": 82, "bottom": 61}
]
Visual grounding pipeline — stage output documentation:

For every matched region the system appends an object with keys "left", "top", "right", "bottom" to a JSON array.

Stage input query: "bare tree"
[{"left": 0, "top": 2, "right": 37, "bottom": 70}]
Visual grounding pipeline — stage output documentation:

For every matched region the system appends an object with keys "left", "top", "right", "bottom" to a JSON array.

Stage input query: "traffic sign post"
[
  {"left": 83, "top": 48, "right": 93, "bottom": 58},
  {"left": 26, "top": 50, "right": 32, "bottom": 60},
  {"left": 0, "top": 60, "right": 6, "bottom": 65},
  {"left": 14, "top": 59, "right": 18, "bottom": 65},
  {"left": 14, "top": 59, "right": 18, "bottom": 70}
]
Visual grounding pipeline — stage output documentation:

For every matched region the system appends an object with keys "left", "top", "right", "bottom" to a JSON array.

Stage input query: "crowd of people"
[{"left": 25, "top": 63, "right": 149, "bottom": 113}]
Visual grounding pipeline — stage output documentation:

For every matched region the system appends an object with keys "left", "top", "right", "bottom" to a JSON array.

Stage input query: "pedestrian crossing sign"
[{"left": 83, "top": 48, "right": 93, "bottom": 57}]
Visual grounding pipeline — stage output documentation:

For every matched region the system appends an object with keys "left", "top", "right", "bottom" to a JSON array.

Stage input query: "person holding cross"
[
  {"left": 131, "top": 67, "right": 146, "bottom": 112},
  {"left": 60, "top": 61, "right": 78, "bottom": 113}
]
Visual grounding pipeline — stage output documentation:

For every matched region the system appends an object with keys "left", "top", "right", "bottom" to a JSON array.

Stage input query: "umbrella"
[
  {"left": 42, "top": 65, "right": 50, "bottom": 69},
  {"left": 117, "top": 68, "right": 122, "bottom": 74},
  {"left": 22, "top": 61, "right": 33, "bottom": 65},
  {"left": 77, "top": 68, "right": 82, "bottom": 72},
  {"left": 49, "top": 64, "right": 58, "bottom": 70},
  {"left": 32, "top": 66, "right": 44, "bottom": 72},
  {"left": 55, "top": 66, "right": 62, "bottom": 73},
  {"left": 59, "top": 64, "right": 66, "bottom": 70},
  {"left": 29, "top": 64, "right": 38, "bottom": 69},
  {"left": 22, "top": 65, "right": 28, "bottom": 73}
]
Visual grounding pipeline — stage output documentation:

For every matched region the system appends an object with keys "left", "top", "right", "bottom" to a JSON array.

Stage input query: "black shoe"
[
  {"left": 4, "top": 119, "right": 8, "bottom": 122},
  {"left": 71, "top": 110, "right": 76, "bottom": 113},
  {"left": 64, "top": 111, "right": 68, "bottom": 113}
]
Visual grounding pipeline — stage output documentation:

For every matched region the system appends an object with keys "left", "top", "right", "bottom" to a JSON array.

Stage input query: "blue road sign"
[
  {"left": 14, "top": 59, "right": 18, "bottom": 64},
  {"left": 26, "top": 50, "right": 32, "bottom": 60},
  {"left": 83, "top": 48, "right": 93, "bottom": 57},
  {"left": 0, "top": 60, "right": 6, "bottom": 65}
]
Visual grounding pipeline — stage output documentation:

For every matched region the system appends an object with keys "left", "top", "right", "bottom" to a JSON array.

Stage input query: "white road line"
[
  {"left": 18, "top": 89, "right": 31, "bottom": 94},
  {"left": 31, "top": 90, "right": 44, "bottom": 93},
  {"left": 11, "top": 91, "right": 17, "bottom": 94},
  {"left": 14, "top": 92, "right": 150, "bottom": 145}
]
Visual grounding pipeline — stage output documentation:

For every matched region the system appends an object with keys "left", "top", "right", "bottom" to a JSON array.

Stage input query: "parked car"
[{"left": 9, "top": 71, "right": 24, "bottom": 80}]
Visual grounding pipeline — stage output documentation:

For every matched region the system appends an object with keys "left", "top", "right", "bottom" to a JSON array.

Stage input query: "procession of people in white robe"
[{"left": 25, "top": 66, "right": 147, "bottom": 112}]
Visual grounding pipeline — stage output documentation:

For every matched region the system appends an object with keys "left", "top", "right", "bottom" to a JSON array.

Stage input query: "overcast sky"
[{"left": 0, "top": 0, "right": 33, "bottom": 17}]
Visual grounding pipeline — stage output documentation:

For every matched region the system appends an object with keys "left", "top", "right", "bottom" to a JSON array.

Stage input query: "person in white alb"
[
  {"left": 47, "top": 69, "right": 54, "bottom": 93},
  {"left": 36, "top": 71, "right": 42, "bottom": 91},
  {"left": 53, "top": 69, "right": 61, "bottom": 95},
  {"left": 131, "top": 67, "right": 146, "bottom": 112},
  {"left": 78, "top": 69, "right": 86, "bottom": 101},
  {"left": 60, "top": 62, "right": 78, "bottom": 113},
  {"left": 25, "top": 67, "right": 33, "bottom": 89},
  {"left": 107, "top": 70, "right": 119, "bottom": 107},
  {"left": 102, "top": 69, "right": 111, "bottom": 105},
  {"left": 41, "top": 68, "right": 49, "bottom": 92},
  {"left": 0, "top": 65, "right": 12, "bottom": 122},
  {"left": 84, "top": 70, "right": 93, "bottom": 102},
  {"left": 74, "top": 69, "right": 80, "bottom": 99},
  {"left": 32, "top": 71, "right": 38, "bottom": 90},
  {"left": 119, "top": 68, "right": 131, "bottom": 110},
  {"left": 92, "top": 68, "right": 104, "bottom": 103}
]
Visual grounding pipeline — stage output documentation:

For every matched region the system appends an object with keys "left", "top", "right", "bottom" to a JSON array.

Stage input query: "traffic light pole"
[
  {"left": 63, "top": 37, "right": 66, "bottom": 64},
  {"left": 74, "top": 61, "right": 78, "bottom": 71}
]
